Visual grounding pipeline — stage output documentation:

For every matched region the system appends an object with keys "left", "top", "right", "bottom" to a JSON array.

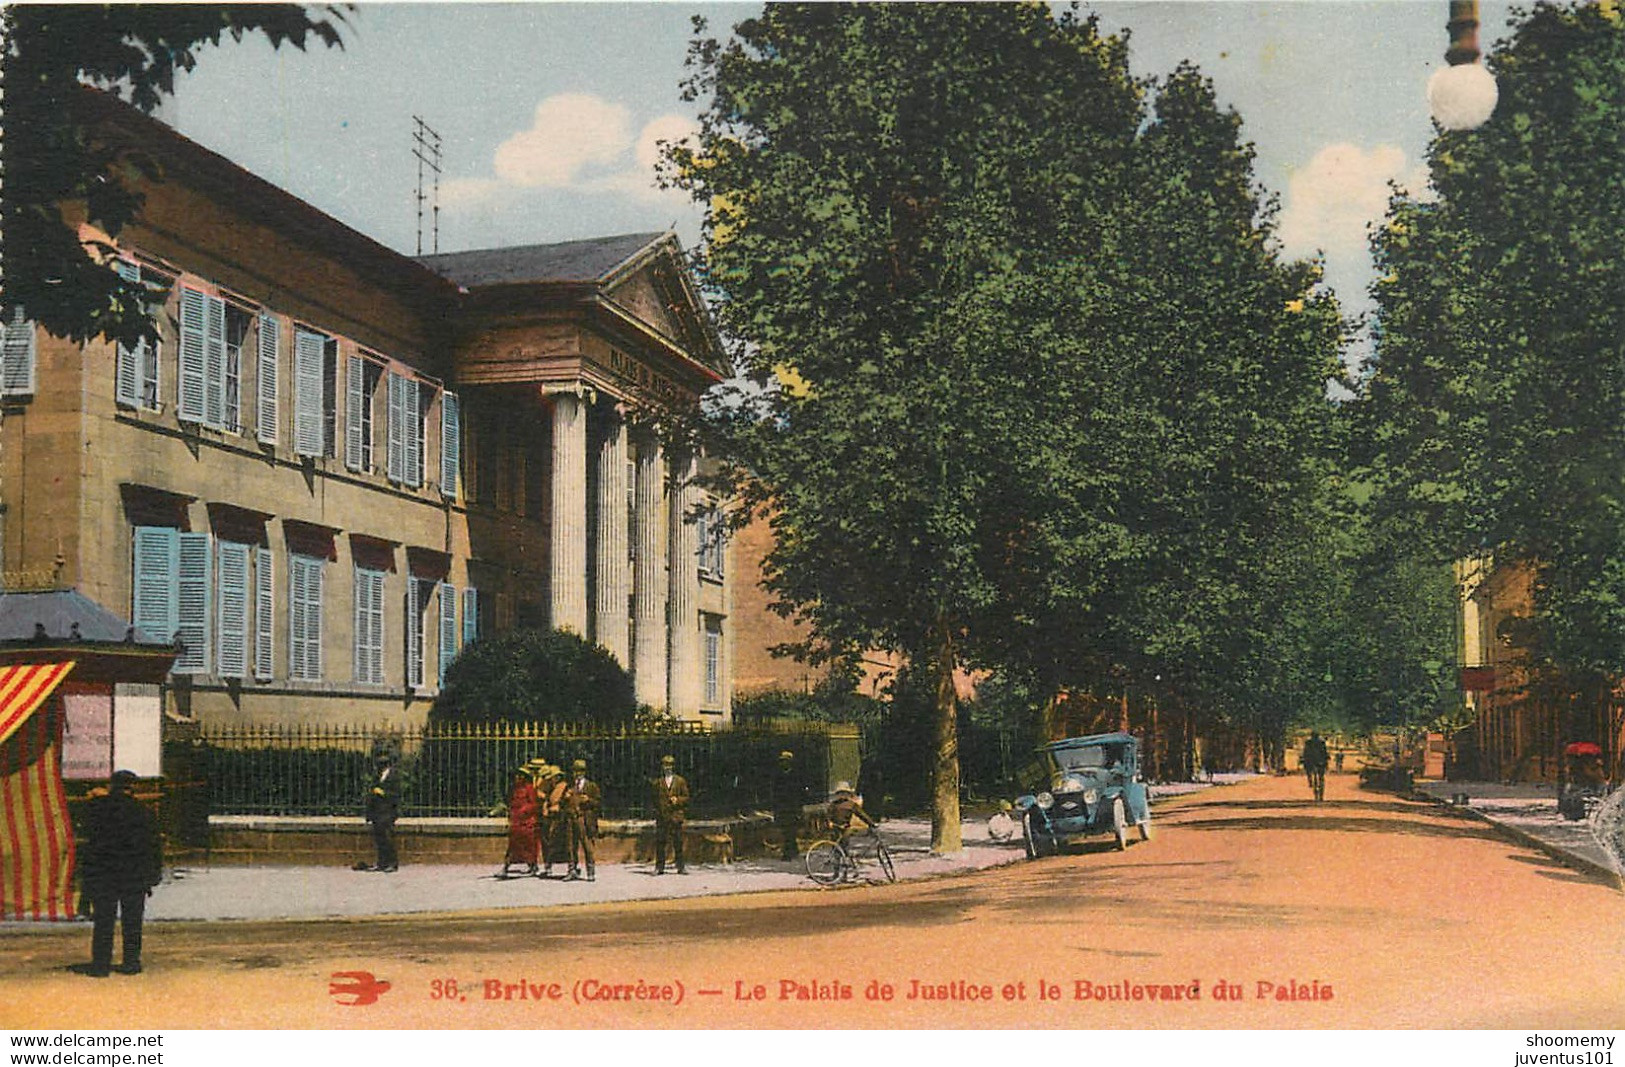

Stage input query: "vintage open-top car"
[{"left": 1014, "top": 731, "right": 1152, "bottom": 857}]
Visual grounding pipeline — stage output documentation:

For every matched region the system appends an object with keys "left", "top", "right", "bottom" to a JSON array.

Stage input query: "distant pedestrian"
[
  {"left": 563, "top": 759, "right": 601, "bottom": 881},
  {"left": 499, "top": 768, "right": 539, "bottom": 878},
  {"left": 1302, "top": 732, "right": 1329, "bottom": 803},
  {"left": 365, "top": 754, "right": 401, "bottom": 872},
  {"left": 772, "top": 750, "right": 804, "bottom": 861},
  {"left": 651, "top": 754, "right": 689, "bottom": 874},
  {"left": 76, "top": 770, "right": 162, "bottom": 977},
  {"left": 537, "top": 764, "right": 569, "bottom": 877}
]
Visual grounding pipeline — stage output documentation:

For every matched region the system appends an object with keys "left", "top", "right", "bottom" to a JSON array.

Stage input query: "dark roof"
[
  {"left": 415, "top": 232, "right": 668, "bottom": 289},
  {"left": 0, "top": 591, "right": 166, "bottom": 646}
]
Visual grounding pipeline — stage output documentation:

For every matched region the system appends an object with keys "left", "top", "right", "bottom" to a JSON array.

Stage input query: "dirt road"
[{"left": 4, "top": 773, "right": 1623, "bottom": 1029}]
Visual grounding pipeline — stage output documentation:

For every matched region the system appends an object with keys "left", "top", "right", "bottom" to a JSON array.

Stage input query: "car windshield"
[{"left": 1052, "top": 744, "right": 1124, "bottom": 775}]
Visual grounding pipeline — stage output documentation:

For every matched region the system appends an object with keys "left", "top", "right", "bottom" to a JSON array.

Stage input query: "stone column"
[
  {"left": 632, "top": 430, "right": 668, "bottom": 709},
  {"left": 593, "top": 403, "right": 630, "bottom": 665},
  {"left": 549, "top": 390, "right": 588, "bottom": 635},
  {"left": 667, "top": 450, "right": 702, "bottom": 716}
]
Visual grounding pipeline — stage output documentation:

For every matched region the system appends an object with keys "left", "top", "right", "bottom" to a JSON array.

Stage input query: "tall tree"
[
  {"left": 672, "top": 3, "right": 1142, "bottom": 851},
  {"left": 1, "top": 4, "right": 347, "bottom": 346},
  {"left": 1360, "top": 1, "right": 1625, "bottom": 679}
]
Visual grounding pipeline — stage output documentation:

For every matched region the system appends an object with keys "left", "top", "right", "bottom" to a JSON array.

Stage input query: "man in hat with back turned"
[
  {"left": 365, "top": 753, "right": 401, "bottom": 872},
  {"left": 650, "top": 754, "right": 689, "bottom": 874},
  {"left": 77, "top": 770, "right": 162, "bottom": 977},
  {"left": 772, "top": 749, "right": 806, "bottom": 861}
]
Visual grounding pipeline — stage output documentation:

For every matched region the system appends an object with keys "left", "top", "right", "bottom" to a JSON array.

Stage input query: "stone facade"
[{"left": 0, "top": 93, "right": 732, "bottom": 736}]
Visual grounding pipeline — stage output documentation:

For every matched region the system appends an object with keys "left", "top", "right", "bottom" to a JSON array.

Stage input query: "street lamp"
[{"left": 1427, "top": 0, "right": 1499, "bottom": 130}]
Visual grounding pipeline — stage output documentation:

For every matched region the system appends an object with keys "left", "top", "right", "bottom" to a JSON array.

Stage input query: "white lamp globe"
[{"left": 1427, "top": 63, "right": 1499, "bottom": 130}]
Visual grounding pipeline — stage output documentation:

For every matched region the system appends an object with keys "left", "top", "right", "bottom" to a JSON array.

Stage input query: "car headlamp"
[
  {"left": 1082, "top": 788, "right": 1099, "bottom": 806},
  {"left": 1036, "top": 791, "right": 1055, "bottom": 810}
]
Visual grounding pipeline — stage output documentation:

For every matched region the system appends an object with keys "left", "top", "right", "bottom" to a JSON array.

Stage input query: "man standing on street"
[
  {"left": 651, "top": 754, "right": 689, "bottom": 874},
  {"left": 365, "top": 753, "right": 401, "bottom": 872},
  {"left": 772, "top": 749, "right": 805, "bottom": 861},
  {"left": 564, "top": 758, "right": 602, "bottom": 881},
  {"left": 1302, "top": 731, "right": 1330, "bottom": 803},
  {"left": 77, "top": 770, "right": 162, "bottom": 977}
]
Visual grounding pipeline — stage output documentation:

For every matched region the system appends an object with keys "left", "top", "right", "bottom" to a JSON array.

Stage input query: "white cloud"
[
  {"left": 493, "top": 93, "right": 633, "bottom": 188},
  {"left": 440, "top": 176, "right": 505, "bottom": 209},
  {"left": 1277, "top": 142, "right": 1430, "bottom": 261},
  {"left": 634, "top": 114, "right": 697, "bottom": 172}
]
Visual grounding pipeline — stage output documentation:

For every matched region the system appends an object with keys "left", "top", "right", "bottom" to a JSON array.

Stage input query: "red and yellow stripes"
[{"left": 0, "top": 662, "right": 78, "bottom": 921}]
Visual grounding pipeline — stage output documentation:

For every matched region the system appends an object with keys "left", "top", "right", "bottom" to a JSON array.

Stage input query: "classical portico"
[{"left": 423, "top": 231, "right": 729, "bottom": 719}]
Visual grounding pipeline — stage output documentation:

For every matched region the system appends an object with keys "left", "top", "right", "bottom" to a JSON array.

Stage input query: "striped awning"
[{"left": 0, "top": 662, "right": 75, "bottom": 748}]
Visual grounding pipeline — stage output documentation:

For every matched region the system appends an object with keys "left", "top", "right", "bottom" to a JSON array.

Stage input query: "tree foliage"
[
  {"left": 0, "top": 4, "right": 347, "bottom": 344},
  {"left": 1359, "top": 2, "right": 1625, "bottom": 679},
  {"left": 431, "top": 628, "right": 637, "bottom": 726}
]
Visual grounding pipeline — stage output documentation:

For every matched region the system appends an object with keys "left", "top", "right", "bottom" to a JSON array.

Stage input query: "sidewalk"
[{"left": 1412, "top": 778, "right": 1622, "bottom": 883}]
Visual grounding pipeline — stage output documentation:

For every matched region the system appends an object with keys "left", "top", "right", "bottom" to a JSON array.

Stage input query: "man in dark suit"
[
  {"left": 77, "top": 770, "right": 162, "bottom": 977},
  {"left": 650, "top": 754, "right": 689, "bottom": 874},
  {"left": 772, "top": 749, "right": 805, "bottom": 861},
  {"left": 563, "top": 758, "right": 602, "bottom": 881},
  {"left": 365, "top": 754, "right": 401, "bottom": 872}
]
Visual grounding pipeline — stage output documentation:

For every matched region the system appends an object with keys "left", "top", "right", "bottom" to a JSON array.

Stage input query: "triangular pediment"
[{"left": 603, "top": 238, "right": 726, "bottom": 376}]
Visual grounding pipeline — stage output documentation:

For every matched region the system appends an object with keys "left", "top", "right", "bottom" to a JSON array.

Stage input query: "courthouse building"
[{"left": 0, "top": 90, "right": 734, "bottom": 749}]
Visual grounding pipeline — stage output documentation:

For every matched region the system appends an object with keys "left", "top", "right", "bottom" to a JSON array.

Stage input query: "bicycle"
[{"left": 804, "top": 829, "right": 896, "bottom": 886}]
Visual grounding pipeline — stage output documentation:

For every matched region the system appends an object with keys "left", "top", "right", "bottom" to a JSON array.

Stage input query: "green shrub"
[{"left": 432, "top": 627, "right": 636, "bottom": 725}]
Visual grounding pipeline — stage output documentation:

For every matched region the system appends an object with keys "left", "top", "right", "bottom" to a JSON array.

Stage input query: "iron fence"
[{"left": 195, "top": 720, "right": 857, "bottom": 819}]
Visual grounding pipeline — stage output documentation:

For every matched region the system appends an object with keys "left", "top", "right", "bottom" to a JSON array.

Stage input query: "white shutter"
[
  {"left": 406, "top": 576, "right": 423, "bottom": 689},
  {"left": 439, "top": 392, "right": 460, "bottom": 498},
  {"left": 405, "top": 380, "right": 423, "bottom": 488},
  {"left": 353, "top": 568, "right": 385, "bottom": 684},
  {"left": 386, "top": 372, "right": 406, "bottom": 483},
  {"left": 114, "top": 261, "right": 143, "bottom": 408},
  {"left": 254, "top": 546, "right": 274, "bottom": 681},
  {"left": 2, "top": 307, "right": 37, "bottom": 397},
  {"left": 293, "top": 328, "right": 325, "bottom": 456},
  {"left": 174, "top": 532, "right": 212, "bottom": 675},
  {"left": 204, "top": 293, "right": 227, "bottom": 428},
  {"left": 345, "top": 355, "right": 365, "bottom": 471},
  {"left": 257, "top": 313, "right": 280, "bottom": 445},
  {"left": 289, "top": 554, "right": 324, "bottom": 680},
  {"left": 216, "top": 541, "right": 249, "bottom": 678},
  {"left": 177, "top": 287, "right": 208, "bottom": 423}
]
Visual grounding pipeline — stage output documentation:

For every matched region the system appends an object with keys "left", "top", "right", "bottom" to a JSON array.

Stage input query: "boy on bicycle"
[{"left": 828, "top": 781, "right": 877, "bottom": 843}]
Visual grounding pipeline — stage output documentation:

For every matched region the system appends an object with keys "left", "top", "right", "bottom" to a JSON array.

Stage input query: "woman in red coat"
[{"left": 500, "top": 769, "right": 540, "bottom": 878}]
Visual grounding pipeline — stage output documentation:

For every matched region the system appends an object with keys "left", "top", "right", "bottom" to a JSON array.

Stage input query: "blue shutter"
[
  {"left": 174, "top": 532, "right": 212, "bottom": 674},
  {"left": 289, "top": 554, "right": 324, "bottom": 681},
  {"left": 132, "top": 525, "right": 179, "bottom": 644},
  {"left": 254, "top": 546, "right": 274, "bottom": 681},
  {"left": 463, "top": 587, "right": 479, "bottom": 644},
  {"left": 257, "top": 314, "right": 280, "bottom": 445},
  {"left": 345, "top": 355, "right": 365, "bottom": 471},
  {"left": 438, "top": 582, "right": 457, "bottom": 686},
  {"left": 406, "top": 380, "right": 423, "bottom": 488},
  {"left": 216, "top": 541, "right": 249, "bottom": 678},
  {"left": 114, "top": 262, "right": 143, "bottom": 408},
  {"left": 2, "top": 307, "right": 37, "bottom": 397},
  {"left": 405, "top": 576, "right": 424, "bottom": 689},
  {"left": 293, "top": 328, "right": 325, "bottom": 457},
  {"left": 177, "top": 287, "right": 208, "bottom": 423},
  {"left": 440, "top": 392, "right": 460, "bottom": 498},
  {"left": 353, "top": 568, "right": 384, "bottom": 684}
]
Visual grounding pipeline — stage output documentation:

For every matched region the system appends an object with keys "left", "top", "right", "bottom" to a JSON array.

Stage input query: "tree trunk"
[{"left": 930, "top": 620, "right": 962, "bottom": 854}]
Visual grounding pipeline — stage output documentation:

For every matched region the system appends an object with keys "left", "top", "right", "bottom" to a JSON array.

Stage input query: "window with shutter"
[
  {"left": 216, "top": 541, "right": 249, "bottom": 678},
  {"left": 254, "top": 546, "right": 274, "bottom": 681},
  {"left": 440, "top": 392, "right": 461, "bottom": 498},
  {"left": 204, "top": 293, "right": 226, "bottom": 427},
  {"left": 223, "top": 305, "right": 251, "bottom": 433},
  {"left": 132, "top": 526, "right": 179, "bottom": 644},
  {"left": 387, "top": 372, "right": 423, "bottom": 488},
  {"left": 353, "top": 567, "right": 385, "bottom": 684},
  {"left": 115, "top": 261, "right": 161, "bottom": 410},
  {"left": 1, "top": 306, "right": 37, "bottom": 397},
  {"left": 704, "top": 616, "right": 722, "bottom": 707},
  {"left": 438, "top": 582, "right": 457, "bottom": 686},
  {"left": 406, "top": 575, "right": 426, "bottom": 689},
  {"left": 288, "top": 553, "right": 324, "bottom": 681},
  {"left": 174, "top": 532, "right": 212, "bottom": 675},
  {"left": 386, "top": 372, "right": 406, "bottom": 483},
  {"left": 257, "top": 314, "right": 280, "bottom": 444},
  {"left": 293, "top": 328, "right": 326, "bottom": 457}
]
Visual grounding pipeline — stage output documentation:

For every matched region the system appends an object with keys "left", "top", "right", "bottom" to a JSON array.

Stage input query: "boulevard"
[{"left": 3, "top": 773, "right": 1622, "bottom": 1030}]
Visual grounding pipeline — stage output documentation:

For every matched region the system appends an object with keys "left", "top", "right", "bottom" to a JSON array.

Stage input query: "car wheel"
[
  {"left": 1111, "top": 798, "right": 1127, "bottom": 851},
  {"left": 1138, "top": 814, "right": 1153, "bottom": 842}
]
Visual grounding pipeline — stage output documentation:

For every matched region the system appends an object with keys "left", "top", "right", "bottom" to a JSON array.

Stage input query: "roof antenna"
[{"left": 413, "top": 116, "right": 444, "bottom": 255}]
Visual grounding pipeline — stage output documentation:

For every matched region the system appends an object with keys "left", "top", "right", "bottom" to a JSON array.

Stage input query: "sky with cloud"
[{"left": 165, "top": 1, "right": 1517, "bottom": 355}]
